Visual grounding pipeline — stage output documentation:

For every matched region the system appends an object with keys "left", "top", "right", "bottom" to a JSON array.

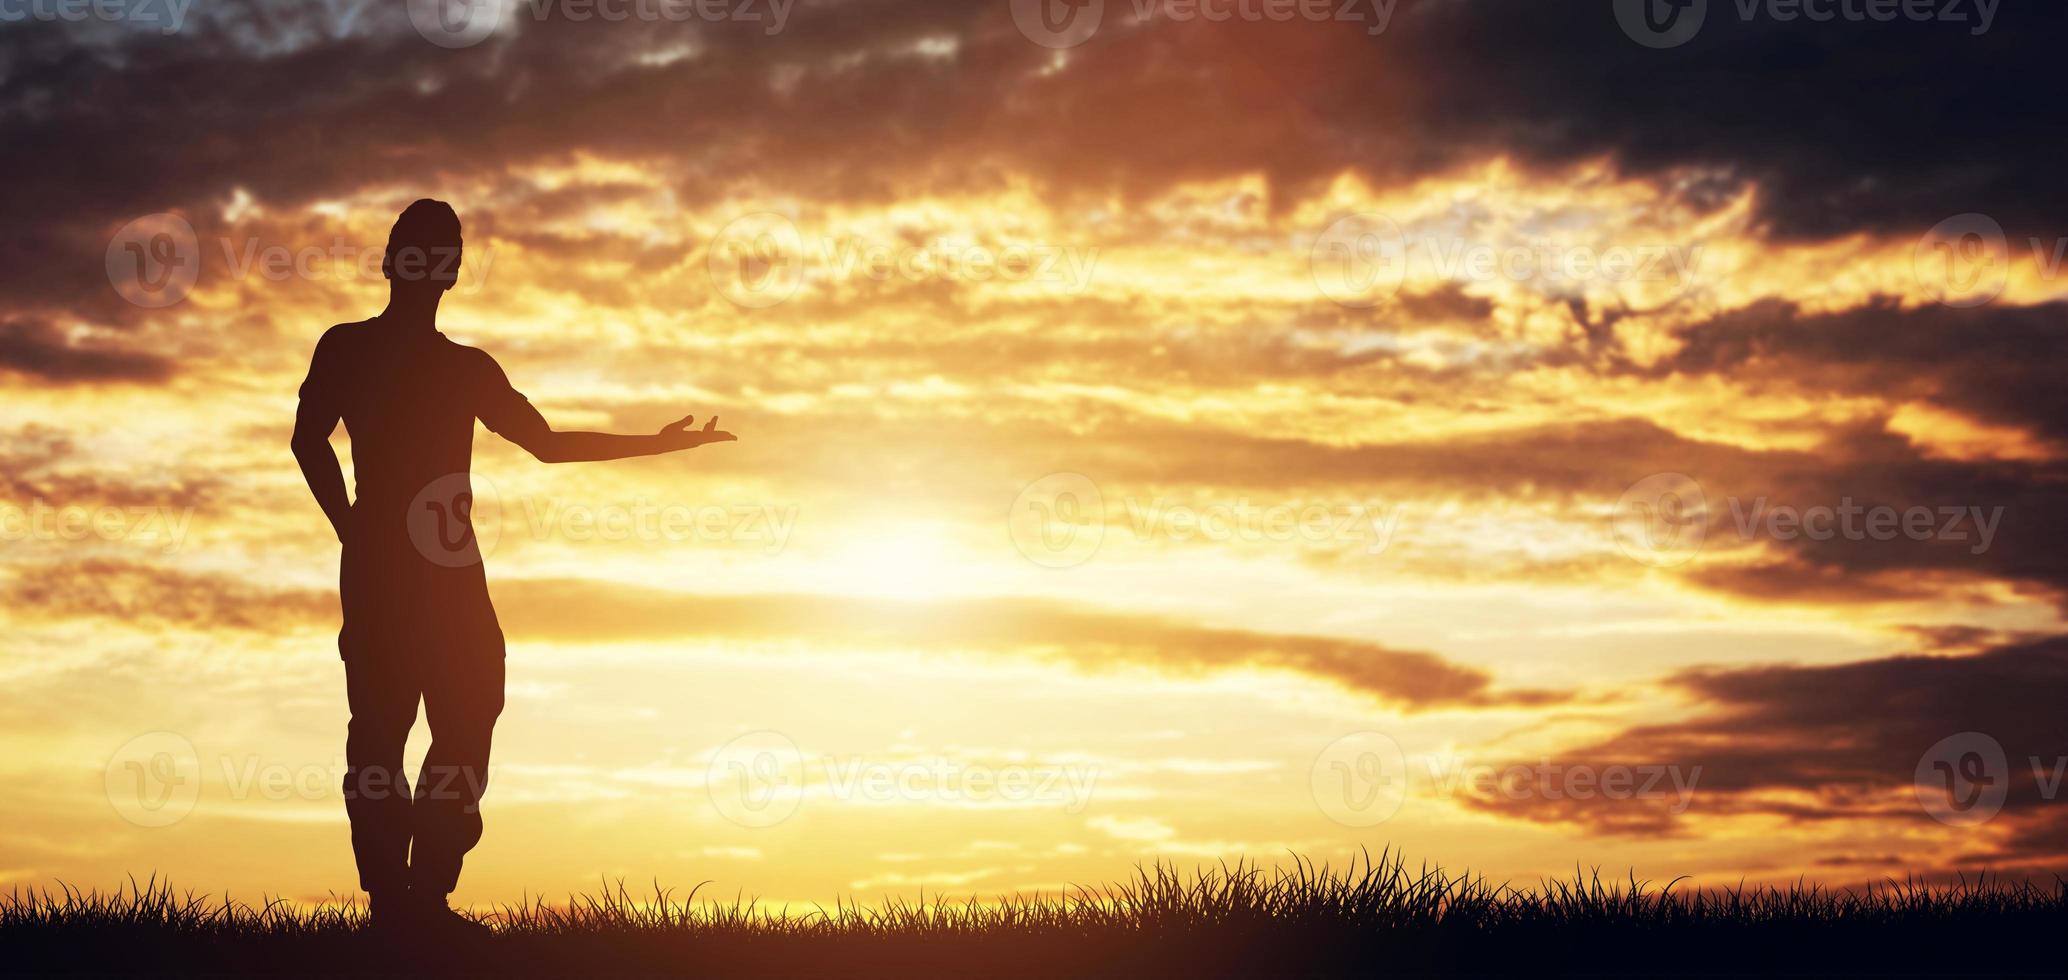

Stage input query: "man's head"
[{"left": 383, "top": 199, "right": 463, "bottom": 291}]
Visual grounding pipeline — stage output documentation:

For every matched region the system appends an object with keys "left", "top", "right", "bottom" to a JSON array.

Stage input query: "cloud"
[
  {"left": 487, "top": 578, "right": 1566, "bottom": 710},
  {"left": 1658, "top": 299, "right": 2068, "bottom": 447},
  {"left": 0, "top": 559, "right": 1561, "bottom": 710},
  {"left": 8, "top": 1, "right": 2068, "bottom": 890},
  {"left": 1462, "top": 634, "right": 2068, "bottom": 869},
  {"left": 0, "top": 319, "right": 172, "bottom": 383},
  {"left": 0, "top": 558, "right": 330, "bottom": 632},
  {"left": 10, "top": 2, "right": 2066, "bottom": 330}
]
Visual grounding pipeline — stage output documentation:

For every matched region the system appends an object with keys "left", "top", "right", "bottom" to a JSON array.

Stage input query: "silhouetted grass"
[{"left": 6, "top": 850, "right": 2061, "bottom": 976}]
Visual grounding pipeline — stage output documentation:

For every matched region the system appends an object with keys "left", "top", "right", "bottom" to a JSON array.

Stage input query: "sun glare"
[{"left": 821, "top": 521, "right": 965, "bottom": 600}]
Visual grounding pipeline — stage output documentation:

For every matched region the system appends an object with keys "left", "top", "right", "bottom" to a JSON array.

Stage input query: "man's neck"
[{"left": 379, "top": 288, "right": 443, "bottom": 332}]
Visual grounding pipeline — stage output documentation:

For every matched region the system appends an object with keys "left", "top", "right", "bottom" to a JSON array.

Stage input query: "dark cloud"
[
  {"left": 1463, "top": 634, "right": 2068, "bottom": 867},
  {"left": 1598, "top": 299, "right": 2068, "bottom": 600},
  {"left": 6, "top": 2, "right": 2064, "bottom": 324},
  {"left": 1682, "top": 559, "right": 1945, "bottom": 606},
  {"left": 0, "top": 318, "right": 172, "bottom": 382},
  {"left": 1894, "top": 623, "right": 2040, "bottom": 656},
  {"left": 1, "top": 558, "right": 331, "bottom": 632},
  {"left": 1352, "top": 2, "right": 2068, "bottom": 241},
  {"left": 1658, "top": 298, "right": 2068, "bottom": 445}
]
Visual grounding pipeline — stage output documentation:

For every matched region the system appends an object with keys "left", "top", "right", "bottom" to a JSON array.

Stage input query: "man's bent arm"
[
  {"left": 292, "top": 399, "right": 352, "bottom": 541},
  {"left": 492, "top": 400, "right": 736, "bottom": 464}
]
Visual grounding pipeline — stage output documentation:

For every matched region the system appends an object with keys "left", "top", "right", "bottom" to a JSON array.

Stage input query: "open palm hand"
[{"left": 656, "top": 414, "right": 736, "bottom": 451}]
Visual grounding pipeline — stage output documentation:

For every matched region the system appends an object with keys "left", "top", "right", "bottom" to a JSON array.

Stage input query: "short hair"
[{"left": 383, "top": 199, "right": 463, "bottom": 285}]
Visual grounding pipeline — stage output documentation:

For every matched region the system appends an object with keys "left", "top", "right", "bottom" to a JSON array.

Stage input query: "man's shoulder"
[
  {"left": 314, "top": 319, "right": 377, "bottom": 351},
  {"left": 436, "top": 335, "right": 504, "bottom": 372},
  {"left": 300, "top": 321, "right": 375, "bottom": 396}
]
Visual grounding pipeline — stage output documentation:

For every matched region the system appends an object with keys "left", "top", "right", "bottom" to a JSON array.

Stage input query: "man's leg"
[
  {"left": 409, "top": 654, "right": 504, "bottom": 898},
  {"left": 342, "top": 656, "right": 421, "bottom": 903}
]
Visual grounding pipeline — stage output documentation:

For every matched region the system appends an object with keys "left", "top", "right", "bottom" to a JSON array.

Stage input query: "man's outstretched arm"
[
  {"left": 292, "top": 398, "right": 352, "bottom": 541},
  {"left": 490, "top": 400, "right": 736, "bottom": 464}
]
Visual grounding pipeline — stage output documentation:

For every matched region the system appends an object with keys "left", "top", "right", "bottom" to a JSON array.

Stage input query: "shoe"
[
  {"left": 366, "top": 890, "right": 413, "bottom": 934},
  {"left": 412, "top": 896, "right": 493, "bottom": 940}
]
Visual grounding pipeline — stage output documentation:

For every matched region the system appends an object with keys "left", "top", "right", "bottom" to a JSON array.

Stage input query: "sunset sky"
[{"left": 6, "top": 1, "right": 2068, "bottom": 908}]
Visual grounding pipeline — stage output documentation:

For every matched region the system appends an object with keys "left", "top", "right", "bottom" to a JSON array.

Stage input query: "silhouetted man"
[{"left": 292, "top": 200, "right": 734, "bottom": 933}]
